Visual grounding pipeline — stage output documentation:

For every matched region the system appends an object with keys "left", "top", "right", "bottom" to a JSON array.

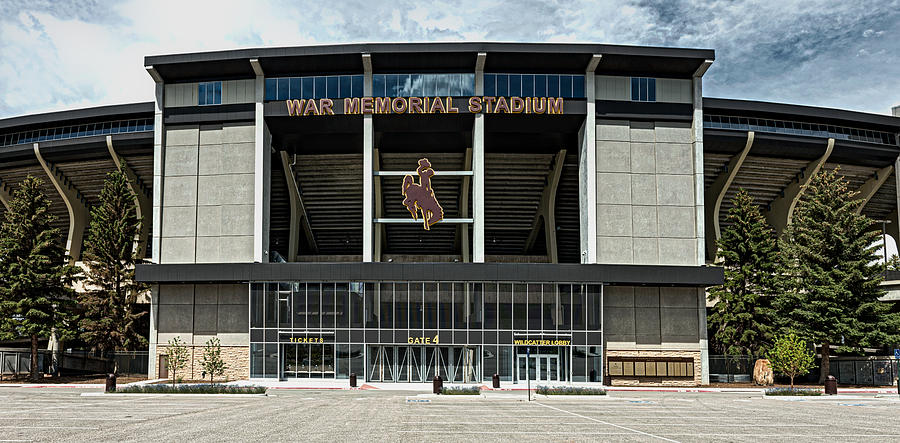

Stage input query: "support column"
[
  {"left": 147, "top": 66, "right": 164, "bottom": 264},
  {"left": 473, "top": 52, "right": 486, "bottom": 263},
  {"left": 0, "top": 179, "right": 11, "bottom": 210},
  {"left": 279, "top": 151, "right": 317, "bottom": 261},
  {"left": 362, "top": 53, "right": 374, "bottom": 262},
  {"left": 765, "top": 138, "right": 834, "bottom": 234},
  {"left": 458, "top": 148, "right": 473, "bottom": 262},
  {"left": 692, "top": 60, "right": 712, "bottom": 266},
  {"left": 33, "top": 143, "right": 90, "bottom": 263},
  {"left": 373, "top": 148, "right": 384, "bottom": 262},
  {"left": 251, "top": 59, "right": 270, "bottom": 263},
  {"left": 580, "top": 54, "right": 601, "bottom": 264},
  {"left": 524, "top": 149, "right": 566, "bottom": 262},
  {"left": 888, "top": 156, "right": 900, "bottom": 246},
  {"left": 704, "top": 131, "right": 753, "bottom": 260},
  {"left": 854, "top": 164, "right": 894, "bottom": 215},
  {"left": 107, "top": 136, "right": 152, "bottom": 258}
]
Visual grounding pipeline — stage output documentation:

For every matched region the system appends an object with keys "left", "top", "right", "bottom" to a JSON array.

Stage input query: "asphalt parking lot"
[{"left": 1, "top": 388, "right": 899, "bottom": 442}]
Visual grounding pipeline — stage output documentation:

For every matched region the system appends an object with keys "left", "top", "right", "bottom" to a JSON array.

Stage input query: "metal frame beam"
[
  {"left": 854, "top": 164, "right": 894, "bottom": 215},
  {"left": 458, "top": 148, "right": 472, "bottom": 262},
  {"left": 473, "top": 52, "right": 486, "bottom": 263},
  {"left": 251, "top": 58, "right": 270, "bottom": 263},
  {"left": 524, "top": 149, "right": 566, "bottom": 262},
  {"left": 279, "top": 151, "right": 318, "bottom": 261},
  {"left": 107, "top": 136, "right": 152, "bottom": 258},
  {"left": 362, "top": 53, "right": 374, "bottom": 262},
  {"left": 33, "top": 142, "right": 90, "bottom": 263},
  {"left": 704, "top": 131, "right": 754, "bottom": 261},
  {"left": 765, "top": 138, "right": 834, "bottom": 234},
  {"left": 373, "top": 148, "right": 384, "bottom": 262}
]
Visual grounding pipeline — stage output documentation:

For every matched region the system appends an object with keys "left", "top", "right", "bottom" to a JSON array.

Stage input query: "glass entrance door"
[
  {"left": 517, "top": 354, "right": 560, "bottom": 382},
  {"left": 368, "top": 346, "right": 480, "bottom": 383},
  {"left": 281, "top": 344, "right": 335, "bottom": 379}
]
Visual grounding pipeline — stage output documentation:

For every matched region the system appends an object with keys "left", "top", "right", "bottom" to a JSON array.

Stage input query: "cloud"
[{"left": 1, "top": 0, "right": 898, "bottom": 119}]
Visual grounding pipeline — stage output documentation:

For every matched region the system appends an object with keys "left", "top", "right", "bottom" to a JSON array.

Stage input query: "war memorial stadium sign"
[{"left": 285, "top": 96, "right": 565, "bottom": 116}]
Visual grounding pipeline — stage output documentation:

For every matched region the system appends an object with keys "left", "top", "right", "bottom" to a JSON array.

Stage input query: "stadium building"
[{"left": 1, "top": 43, "right": 898, "bottom": 386}]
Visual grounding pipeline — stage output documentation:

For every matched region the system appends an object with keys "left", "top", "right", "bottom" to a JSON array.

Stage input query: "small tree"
[
  {"left": 79, "top": 169, "right": 148, "bottom": 371},
  {"left": 199, "top": 337, "right": 228, "bottom": 383},
  {"left": 766, "top": 333, "right": 815, "bottom": 389},
  {"left": 166, "top": 337, "right": 190, "bottom": 386}
]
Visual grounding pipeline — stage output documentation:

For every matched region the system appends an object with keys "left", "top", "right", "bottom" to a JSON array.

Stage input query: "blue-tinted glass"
[
  {"left": 484, "top": 74, "right": 496, "bottom": 96},
  {"left": 339, "top": 76, "right": 351, "bottom": 98},
  {"left": 631, "top": 77, "right": 640, "bottom": 101},
  {"left": 214, "top": 81, "right": 221, "bottom": 104},
  {"left": 560, "top": 75, "right": 572, "bottom": 98},
  {"left": 548, "top": 75, "right": 559, "bottom": 96},
  {"left": 277, "top": 78, "right": 289, "bottom": 101},
  {"left": 198, "top": 83, "right": 207, "bottom": 105},
  {"left": 265, "top": 79, "right": 277, "bottom": 101},
  {"left": 640, "top": 78, "right": 648, "bottom": 101},
  {"left": 648, "top": 78, "right": 656, "bottom": 101},
  {"left": 436, "top": 74, "right": 450, "bottom": 96},
  {"left": 302, "top": 77, "right": 314, "bottom": 99},
  {"left": 352, "top": 75, "right": 363, "bottom": 97},
  {"left": 207, "top": 83, "right": 214, "bottom": 104},
  {"left": 410, "top": 74, "right": 423, "bottom": 96},
  {"left": 521, "top": 74, "right": 534, "bottom": 96},
  {"left": 314, "top": 77, "right": 326, "bottom": 99},
  {"left": 394, "top": 74, "right": 408, "bottom": 96},
  {"left": 573, "top": 75, "right": 585, "bottom": 98},
  {"left": 509, "top": 74, "right": 521, "bottom": 96},
  {"left": 326, "top": 76, "right": 339, "bottom": 97},
  {"left": 424, "top": 74, "right": 436, "bottom": 96},
  {"left": 448, "top": 74, "right": 461, "bottom": 96},
  {"left": 496, "top": 74, "right": 508, "bottom": 96},
  {"left": 290, "top": 78, "right": 301, "bottom": 99},
  {"left": 534, "top": 75, "right": 546, "bottom": 96},
  {"left": 463, "top": 74, "right": 475, "bottom": 95},
  {"left": 373, "top": 74, "right": 385, "bottom": 97},
  {"left": 384, "top": 74, "right": 396, "bottom": 96}
]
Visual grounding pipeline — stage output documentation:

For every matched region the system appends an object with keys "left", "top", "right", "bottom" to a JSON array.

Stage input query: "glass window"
[
  {"left": 373, "top": 74, "right": 386, "bottom": 97},
  {"left": 322, "top": 283, "right": 335, "bottom": 329},
  {"left": 410, "top": 74, "right": 424, "bottom": 96},
  {"left": 640, "top": 77, "right": 648, "bottom": 101},
  {"left": 365, "top": 282, "right": 378, "bottom": 328},
  {"left": 484, "top": 74, "right": 496, "bottom": 96},
  {"left": 380, "top": 283, "right": 394, "bottom": 329},
  {"left": 423, "top": 74, "right": 436, "bottom": 96},
  {"left": 213, "top": 81, "right": 221, "bottom": 104},
  {"left": 513, "top": 283, "right": 527, "bottom": 330},
  {"left": 453, "top": 282, "right": 466, "bottom": 329},
  {"left": 314, "top": 77, "right": 326, "bottom": 99},
  {"left": 497, "top": 74, "right": 508, "bottom": 96},
  {"left": 449, "top": 74, "right": 462, "bottom": 96},
  {"left": 250, "top": 283, "right": 264, "bottom": 328},
  {"left": 289, "top": 78, "right": 301, "bottom": 100},
  {"left": 339, "top": 76, "right": 351, "bottom": 98},
  {"left": 307, "top": 283, "right": 321, "bottom": 328},
  {"left": 265, "top": 78, "right": 277, "bottom": 101},
  {"left": 302, "top": 77, "right": 314, "bottom": 99},
  {"left": 521, "top": 74, "right": 534, "bottom": 97},
  {"left": 198, "top": 83, "right": 207, "bottom": 105},
  {"left": 559, "top": 284, "right": 572, "bottom": 330},
  {"left": 560, "top": 75, "right": 572, "bottom": 98},
  {"left": 350, "top": 282, "right": 364, "bottom": 328},
  {"left": 250, "top": 343, "right": 265, "bottom": 378},
  {"left": 335, "top": 282, "right": 349, "bottom": 328},
  {"left": 483, "top": 283, "right": 498, "bottom": 329},
  {"left": 534, "top": 75, "right": 547, "bottom": 96},
  {"left": 326, "top": 76, "right": 339, "bottom": 98},
  {"left": 336, "top": 344, "right": 350, "bottom": 379},
  {"left": 482, "top": 346, "right": 497, "bottom": 382},
  {"left": 547, "top": 75, "right": 559, "bottom": 97},
  {"left": 264, "top": 284, "right": 277, "bottom": 328},
  {"left": 498, "top": 283, "right": 513, "bottom": 329},
  {"left": 648, "top": 78, "right": 656, "bottom": 101},
  {"left": 424, "top": 283, "right": 438, "bottom": 329},
  {"left": 587, "top": 284, "right": 601, "bottom": 330},
  {"left": 573, "top": 75, "right": 585, "bottom": 98},
  {"left": 542, "top": 283, "right": 556, "bottom": 331},
  {"left": 264, "top": 344, "right": 278, "bottom": 378},
  {"left": 499, "top": 346, "right": 513, "bottom": 381},
  {"left": 409, "top": 282, "right": 423, "bottom": 330},
  {"left": 572, "top": 285, "right": 586, "bottom": 330},
  {"left": 278, "top": 289, "right": 291, "bottom": 329},
  {"left": 631, "top": 77, "right": 640, "bottom": 101},
  {"left": 509, "top": 74, "right": 521, "bottom": 97},
  {"left": 438, "top": 283, "right": 452, "bottom": 329},
  {"left": 352, "top": 75, "right": 364, "bottom": 97},
  {"left": 527, "top": 284, "right": 541, "bottom": 330},
  {"left": 468, "top": 283, "right": 483, "bottom": 330},
  {"left": 572, "top": 347, "right": 587, "bottom": 382},
  {"left": 461, "top": 73, "right": 475, "bottom": 96},
  {"left": 292, "top": 283, "right": 306, "bottom": 329},
  {"left": 394, "top": 282, "right": 409, "bottom": 329}
]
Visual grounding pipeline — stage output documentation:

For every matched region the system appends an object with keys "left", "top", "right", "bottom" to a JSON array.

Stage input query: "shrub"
[
  {"left": 440, "top": 386, "right": 481, "bottom": 395},
  {"left": 117, "top": 384, "right": 266, "bottom": 394},
  {"left": 764, "top": 387, "right": 822, "bottom": 396},
  {"left": 536, "top": 386, "right": 607, "bottom": 395}
]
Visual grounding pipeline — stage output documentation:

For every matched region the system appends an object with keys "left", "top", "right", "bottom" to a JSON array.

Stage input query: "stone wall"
[
  {"left": 155, "top": 345, "right": 249, "bottom": 381},
  {"left": 606, "top": 349, "right": 702, "bottom": 386}
]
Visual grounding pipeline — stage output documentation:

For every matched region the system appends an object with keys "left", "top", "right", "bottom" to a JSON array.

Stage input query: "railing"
[
  {"left": 709, "top": 354, "right": 899, "bottom": 386},
  {"left": 0, "top": 118, "right": 154, "bottom": 149},
  {"left": 0, "top": 348, "right": 148, "bottom": 377},
  {"left": 704, "top": 114, "right": 897, "bottom": 146}
]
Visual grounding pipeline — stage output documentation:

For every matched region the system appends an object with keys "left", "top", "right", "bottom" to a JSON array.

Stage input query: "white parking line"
[
  {"left": 0, "top": 426, "right": 99, "bottom": 430},
  {"left": 534, "top": 402, "right": 679, "bottom": 442}
]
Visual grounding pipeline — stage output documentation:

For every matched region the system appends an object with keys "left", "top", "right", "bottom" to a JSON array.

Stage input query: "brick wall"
[
  {"left": 606, "top": 349, "right": 702, "bottom": 386},
  {"left": 156, "top": 345, "right": 249, "bottom": 381}
]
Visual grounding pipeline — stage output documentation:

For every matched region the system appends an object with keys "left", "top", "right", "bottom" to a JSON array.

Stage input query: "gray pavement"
[{"left": 1, "top": 387, "right": 899, "bottom": 442}]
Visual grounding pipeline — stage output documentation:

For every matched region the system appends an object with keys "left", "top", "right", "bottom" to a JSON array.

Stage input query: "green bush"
[
  {"left": 116, "top": 384, "right": 266, "bottom": 394},
  {"left": 440, "top": 386, "right": 481, "bottom": 395},
  {"left": 536, "top": 386, "right": 607, "bottom": 395},
  {"left": 764, "top": 387, "right": 822, "bottom": 396}
]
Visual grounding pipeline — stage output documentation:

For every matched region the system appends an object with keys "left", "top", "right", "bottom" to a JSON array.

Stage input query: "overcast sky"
[{"left": 1, "top": 0, "right": 898, "bottom": 119}]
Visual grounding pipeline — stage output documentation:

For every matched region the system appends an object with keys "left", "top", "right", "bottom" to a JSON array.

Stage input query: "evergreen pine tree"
[
  {"left": 707, "top": 189, "right": 780, "bottom": 359},
  {"left": 778, "top": 168, "right": 900, "bottom": 383},
  {"left": 0, "top": 176, "right": 77, "bottom": 381},
  {"left": 79, "top": 169, "right": 148, "bottom": 367}
]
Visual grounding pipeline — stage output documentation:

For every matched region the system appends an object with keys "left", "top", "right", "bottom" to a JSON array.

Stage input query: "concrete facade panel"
[
  {"left": 660, "top": 307, "right": 700, "bottom": 339},
  {"left": 631, "top": 174, "right": 657, "bottom": 205},
  {"left": 597, "top": 205, "right": 632, "bottom": 236},
  {"left": 596, "top": 121, "right": 630, "bottom": 142},
  {"left": 194, "top": 284, "right": 218, "bottom": 304},
  {"left": 158, "top": 304, "right": 193, "bottom": 333},
  {"left": 159, "top": 237, "right": 196, "bottom": 263},
  {"left": 197, "top": 204, "right": 254, "bottom": 237},
  {"left": 223, "top": 123, "right": 256, "bottom": 143},
  {"left": 161, "top": 206, "right": 197, "bottom": 237},
  {"left": 595, "top": 76, "right": 629, "bottom": 101},
  {"left": 198, "top": 142, "right": 256, "bottom": 175},
  {"left": 218, "top": 284, "right": 248, "bottom": 305},
  {"left": 217, "top": 303, "right": 249, "bottom": 333},
  {"left": 162, "top": 176, "right": 198, "bottom": 207},
  {"left": 630, "top": 143, "right": 655, "bottom": 173},
  {"left": 656, "top": 143, "right": 694, "bottom": 175},
  {"left": 658, "top": 238, "right": 697, "bottom": 265},
  {"left": 604, "top": 306, "right": 635, "bottom": 337},
  {"left": 629, "top": 122, "right": 655, "bottom": 143},
  {"left": 634, "top": 307, "right": 662, "bottom": 344},
  {"left": 196, "top": 174, "right": 254, "bottom": 206},
  {"left": 164, "top": 145, "right": 199, "bottom": 176},
  {"left": 657, "top": 175, "right": 694, "bottom": 206},
  {"left": 657, "top": 206, "right": 695, "bottom": 238},
  {"left": 604, "top": 286, "right": 635, "bottom": 307},
  {"left": 660, "top": 287, "right": 700, "bottom": 307},
  {"left": 634, "top": 287, "right": 660, "bottom": 306},
  {"left": 157, "top": 284, "right": 194, "bottom": 305},
  {"left": 195, "top": 235, "right": 254, "bottom": 263},
  {"left": 632, "top": 237, "right": 659, "bottom": 264},
  {"left": 193, "top": 304, "right": 218, "bottom": 333},
  {"left": 596, "top": 141, "right": 631, "bottom": 172},
  {"left": 597, "top": 235, "right": 633, "bottom": 264},
  {"left": 597, "top": 173, "right": 631, "bottom": 204},
  {"left": 165, "top": 125, "right": 200, "bottom": 146},
  {"left": 632, "top": 206, "right": 658, "bottom": 237},
  {"left": 655, "top": 122, "right": 692, "bottom": 143}
]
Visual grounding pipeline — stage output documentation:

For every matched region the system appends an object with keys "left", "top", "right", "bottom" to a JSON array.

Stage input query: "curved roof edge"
[
  {"left": 704, "top": 97, "right": 900, "bottom": 131},
  {"left": 0, "top": 102, "right": 154, "bottom": 132}
]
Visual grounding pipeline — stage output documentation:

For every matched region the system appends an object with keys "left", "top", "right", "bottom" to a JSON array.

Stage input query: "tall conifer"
[
  {"left": 0, "top": 176, "right": 76, "bottom": 381},
  {"left": 778, "top": 168, "right": 900, "bottom": 382},
  {"left": 707, "top": 189, "right": 780, "bottom": 358},
  {"left": 79, "top": 169, "right": 148, "bottom": 365}
]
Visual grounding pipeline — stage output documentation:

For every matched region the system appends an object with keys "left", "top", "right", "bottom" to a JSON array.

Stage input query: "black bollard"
[
  {"left": 492, "top": 373, "right": 500, "bottom": 389},
  {"left": 824, "top": 375, "right": 837, "bottom": 395},
  {"left": 350, "top": 372, "right": 357, "bottom": 388},
  {"left": 433, "top": 375, "right": 442, "bottom": 394},
  {"left": 105, "top": 373, "right": 116, "bottom": 393}
]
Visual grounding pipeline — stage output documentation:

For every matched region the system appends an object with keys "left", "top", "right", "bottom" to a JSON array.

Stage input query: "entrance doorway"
[
  {"left": 517, "top": 354, "right": 561, "bottom": 382},
  {"left": 368, "top": 346, "right": 480, "bottom": 383},
  {"left": 281, "top": 344, "right": 335, "bottom": 379}
]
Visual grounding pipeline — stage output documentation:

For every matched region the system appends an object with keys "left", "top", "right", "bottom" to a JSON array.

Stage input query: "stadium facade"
[{"left": 1, "top": 43, "right": 898, "bottom": 386}]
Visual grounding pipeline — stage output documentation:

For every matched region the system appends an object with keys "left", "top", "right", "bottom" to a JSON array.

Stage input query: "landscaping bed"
[
  {"left": 764, "top": 387, "right": 823, "bottom": 396},
  {"left": 439, "top": 386, "right": 481, "bottom": 395},
  {"left": 537, "top": 386, "right": 607, "bottom": 395},
  {"left": 116, "top": 384, "right": 266, "bottom": 394}
]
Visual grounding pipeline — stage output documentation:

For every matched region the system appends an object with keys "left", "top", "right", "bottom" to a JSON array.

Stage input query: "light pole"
[{"left": 527, "top": 346, "right": 531, "bottom": 401}]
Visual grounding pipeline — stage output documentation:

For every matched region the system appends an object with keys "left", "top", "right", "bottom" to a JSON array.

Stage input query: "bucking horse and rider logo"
[{"left": 401, "top": 158, "right": 444, "bottom": 230}]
